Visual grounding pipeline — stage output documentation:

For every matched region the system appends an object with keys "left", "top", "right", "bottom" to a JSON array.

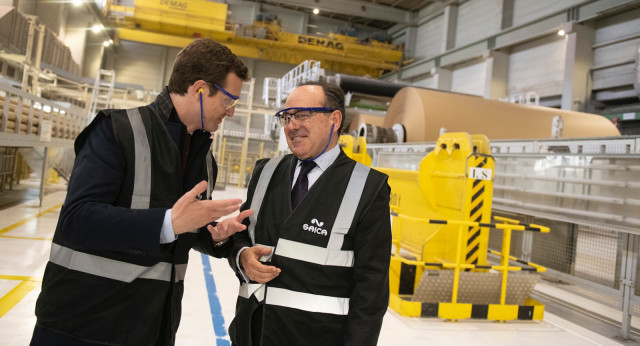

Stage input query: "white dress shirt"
[
  {"left": 291, "top": 144, "right": 340, "bottom": 189},
  {"left": 237, "top": 144, "right": 341, "bottom": 281}
]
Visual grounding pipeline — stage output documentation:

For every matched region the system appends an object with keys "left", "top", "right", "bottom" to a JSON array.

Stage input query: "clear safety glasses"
[
  {"left": 274, "top": 107, "right": 335, "bottom": 127},
  {"left": 211, "top": 83, "right": 240, "bottom": 109}
]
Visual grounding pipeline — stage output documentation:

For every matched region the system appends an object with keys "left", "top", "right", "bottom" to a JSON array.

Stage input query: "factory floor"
[{"left": 0, "top": 177, "right": 635, "bottom": 346}]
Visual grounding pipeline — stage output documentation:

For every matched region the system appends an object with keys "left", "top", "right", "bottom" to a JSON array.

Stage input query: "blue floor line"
[{"left": 200, "top": 253, "right": 231, "bottom": 346}]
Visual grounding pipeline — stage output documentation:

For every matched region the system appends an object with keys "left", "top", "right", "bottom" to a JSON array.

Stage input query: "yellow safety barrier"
[
  {"left": 388, "top": 211, "right": 548, "bottom": 321},
  {"left": 339, "top": 135, "right": 372, "bottom": 167},
  {"left": 342, "top": 132, "right": 550, "bottom": 321}
]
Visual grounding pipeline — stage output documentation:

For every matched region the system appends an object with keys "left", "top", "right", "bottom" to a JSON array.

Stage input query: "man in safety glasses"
[
  {"left": 31, "top": 38, "right": 251, "bottom": 345},
  {"left": 228, "top": 81, "right": 392, "bottom": 346}
]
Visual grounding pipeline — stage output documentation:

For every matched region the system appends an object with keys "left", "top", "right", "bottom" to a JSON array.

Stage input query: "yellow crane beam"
[{"left": 109, "top": 0, "right": 401, "bottom": 77}]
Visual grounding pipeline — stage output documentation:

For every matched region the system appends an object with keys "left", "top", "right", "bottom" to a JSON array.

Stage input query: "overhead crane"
[{"left": 104, "top": 0, "right": 403, "bottom": 77}]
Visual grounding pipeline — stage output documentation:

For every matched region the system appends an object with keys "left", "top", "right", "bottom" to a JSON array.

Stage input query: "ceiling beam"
[{"left": 265, "top": 0, "right": 411, "bottom": 25}]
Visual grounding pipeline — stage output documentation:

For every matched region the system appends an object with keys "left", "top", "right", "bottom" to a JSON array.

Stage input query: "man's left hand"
[{"left": 207, "top": 209, "right": 254, "bottom": 242}]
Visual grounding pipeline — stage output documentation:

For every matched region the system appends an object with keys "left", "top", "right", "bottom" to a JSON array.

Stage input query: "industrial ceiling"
[{"left": 245, "top": 0, "right": 447, "bottom": 30}]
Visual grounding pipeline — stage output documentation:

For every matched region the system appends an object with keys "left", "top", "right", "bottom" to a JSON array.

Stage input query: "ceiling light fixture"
[
  {"left": 313, "top": 8, "right": 319, "bottom": 15},
  {"left": 557, "top": 29, "right": 565, "bottom": 36},
  {"left": 92, "top": 24, "right": 104, "bottom": 33}
]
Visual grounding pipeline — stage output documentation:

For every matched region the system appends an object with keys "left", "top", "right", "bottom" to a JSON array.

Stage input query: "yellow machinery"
[
  {"left": 340, "top": 132, "right": 550, "bottom": 321},
  {"left": 105, "top": 0, "right": 402, "bottom": 77}
]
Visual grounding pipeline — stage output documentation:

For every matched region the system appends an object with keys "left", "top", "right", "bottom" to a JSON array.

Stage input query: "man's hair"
[
  {"left": 299, "top": 81, "right": 346, "bottom": 134},
  {"left": 168, "top": 38, "right": 249, "bottom": 96}
]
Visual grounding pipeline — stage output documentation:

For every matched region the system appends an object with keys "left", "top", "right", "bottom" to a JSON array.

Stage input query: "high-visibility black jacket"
[
  {"left": 33, "top": 89, "right": 230, "bottom": 346},
  {"left": 228, "top": 152, "right": 391, "bottom": 346}
]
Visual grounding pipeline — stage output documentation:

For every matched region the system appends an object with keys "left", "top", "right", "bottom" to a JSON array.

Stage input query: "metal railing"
[
  {"left": 390, "top": 209, "right": 548, "bottom": 320},
  {"left": 368, "top": 135, "right": 640, "bottom": 339},
  {"left": 0, "top": 81, "right": 87, "bottom": 147}
]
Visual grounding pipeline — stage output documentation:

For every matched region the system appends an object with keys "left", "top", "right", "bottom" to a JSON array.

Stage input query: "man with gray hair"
[{"left": 229, "top": 81, "right": 392, "bottom": 346}]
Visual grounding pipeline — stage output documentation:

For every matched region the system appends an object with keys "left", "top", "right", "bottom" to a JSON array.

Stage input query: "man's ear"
[
  {"left": 333, "top": 110, "right": 343, "bottom": 131},
  {"left": 193, "top": 80, "right": 207, "bottom": 98}
]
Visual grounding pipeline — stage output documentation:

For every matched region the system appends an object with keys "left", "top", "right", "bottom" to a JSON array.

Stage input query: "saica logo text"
[{"left": 303, "top": 218, "right": 328, "bottom": 236}]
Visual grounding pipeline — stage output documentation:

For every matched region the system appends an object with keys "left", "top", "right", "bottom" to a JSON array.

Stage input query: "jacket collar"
[{"left": 149, "top": 86, "right": 173, "bottom": 122}]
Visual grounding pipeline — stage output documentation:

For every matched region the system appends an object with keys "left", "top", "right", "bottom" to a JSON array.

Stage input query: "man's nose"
[{"left": 286, "top": 118, "right": 301, "bottom": 129}]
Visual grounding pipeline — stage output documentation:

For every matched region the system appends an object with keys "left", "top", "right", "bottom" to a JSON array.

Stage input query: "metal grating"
[
  {"left": 411, "top": 270, "right": 539, "bottom": 305},
  {"left": 530, "top": 223, "right": 577, "bottom": 277},
  {"left": 488, "top": 227, "right": 523, "bottom": 258},
  {"left": 573, "top": 225, "right": 621, "bottom": 288}
]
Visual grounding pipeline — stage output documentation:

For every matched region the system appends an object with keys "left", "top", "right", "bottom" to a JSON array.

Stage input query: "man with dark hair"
[
  {"left": 228, "top": 81, "right": 391, "bottom": 345},
  {"left": 31, "top": 38, "right": 251, "bottom": 345}
]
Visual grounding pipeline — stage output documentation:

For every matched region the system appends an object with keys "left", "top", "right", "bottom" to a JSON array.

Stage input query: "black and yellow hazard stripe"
[
  {"left": 466, "top": 156, "right": 488, "bottom": 269},
  {"left": 389, "top": 293, "right": 544, "bottom": 321},
  {"left": 391, "top": 256, "right": 446, "bottom": 296},
  {"left": 398, "top": 262, "right": 418, "bottom": 295},
  {"left": 488, "top": 250, "right": 547, "bottom": 272}
]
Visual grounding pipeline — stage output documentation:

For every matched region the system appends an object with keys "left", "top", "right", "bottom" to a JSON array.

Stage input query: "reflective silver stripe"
[
  {"left": 49, "top": 243, "right": 172, "bottom": 283},
  {"left": 248, "top": 156, "right": 284, "bottom": 243},
  {"left": 206, "top": 150, "right": 213, "bottom": 199},
  {"left": 266, "top": 287, "right": 349, "bottom": 315},
  {"left": 275, "top": 239, "right": 353, "bottom": 267},
  {"left": 175, "top": 263, "right": 187, "bottom": 282},
  {"left": 327, "top": 163, "right": 370, "bottom": 251},
  {"left": 257, "top": 243, "right": 275, "bottom": 262},
  {"left": 236, "top": 244, "right": 272, "bottom": 300},
  {"left": 126, "top": 108, "right": 151, "bottom": 209},
  {"left": 238, "top": 283, "right": 265, "bottom": 301}
]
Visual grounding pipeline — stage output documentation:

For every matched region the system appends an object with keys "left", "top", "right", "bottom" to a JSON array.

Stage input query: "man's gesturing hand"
[
  {"left": 171, "top": 181, "right": 242, "bottom": 235},
  {"left": 240, "top": 246, "right": 281, "bottom": 284},
  {"left": 208, "top": 209, "right": 253, "bottom": 242}
]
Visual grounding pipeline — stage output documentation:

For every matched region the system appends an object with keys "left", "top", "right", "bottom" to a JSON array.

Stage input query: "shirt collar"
[{"left": 297, "top": 144, "right": 340, "bottom": 172}]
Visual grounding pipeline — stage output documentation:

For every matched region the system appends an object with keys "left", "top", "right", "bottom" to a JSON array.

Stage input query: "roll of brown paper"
[
  {"left": 383, "top": 88, "right": 620, "bottom": 142},
  {"left": 346, "top": 111, "right": 385, "bottom": 134}
]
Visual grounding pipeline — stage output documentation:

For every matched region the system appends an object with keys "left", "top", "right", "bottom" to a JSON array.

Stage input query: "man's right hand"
[
  {"left": 240, "top": 246, "right": 281, "bottom": 284},
  {"left": 171, "top": 181, "right": 242, "bottom": 235}
]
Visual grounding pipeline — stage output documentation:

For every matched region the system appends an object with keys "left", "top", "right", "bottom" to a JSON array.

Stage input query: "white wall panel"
[
  {"left": 114, "top": 40, "right": 166, "bottom": 91},
  {"left": 63, "top": 11, "right": 92, "bottom": 68},
  {"left": 415, "top": 14, "right": 444, "bottom": 60},
  {"left": 592, "top": 7, "right": 640, "bottom": 91},
  {"left": 260, "top": 4, "right": 307, "bottom": 34},
  {"left": 595, "top": 7, "right": 640, "bottom": 43},
  {"left": 592, "top": 64, "right": 636, "bottom": 90},
  {"left": 277, "top": 10, "right": 307, "bottom": 34},
  {"left": 163, "top": 47, "right": 181, "bottom": 87},
  {"left": 451, "top": 60, "right": 486, "bottom": 96},
  {"left": 507, "top": 35, "right": 565, "bottom": 98},
  {"left": 455, "top": 0, "right": 501, "bottom": 48},
  {"left": 593, "top": 38, "right": 640, "bottom": 67},
  {"left": 412, "top": 75, "right": 435, "bottom": 89},
  {"left": 512, "top": 0, "right": 582, "bottom": 27},
  {"left": 391, "top": 27, "right": 409, "bottom": 56},
  {"left": 250, "top": 59, "right": 296, "bottom": 104},
  {"left": 228, "top": 3, "right": 257, "bottom": 26}
]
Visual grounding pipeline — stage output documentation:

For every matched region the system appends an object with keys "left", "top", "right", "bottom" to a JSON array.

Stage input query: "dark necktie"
[{"left": 291, "top": 160, "right": 316, "bottom": 208}]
